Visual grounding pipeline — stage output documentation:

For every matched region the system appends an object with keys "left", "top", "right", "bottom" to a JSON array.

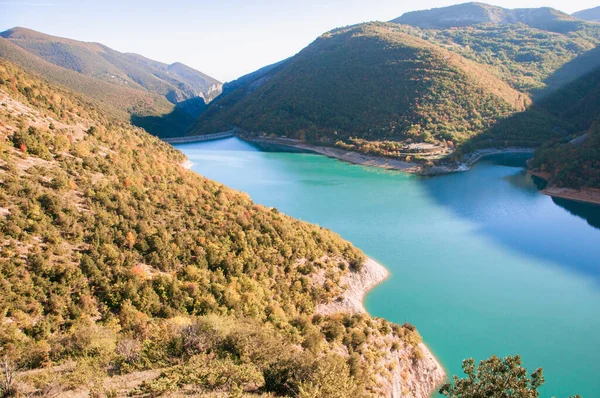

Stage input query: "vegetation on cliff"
[
  {"left": 441, "top": 354, "right": 581, "bottom": 398},
  {"left": 441, "top": 355, "right": 545, "bottom": 398}
]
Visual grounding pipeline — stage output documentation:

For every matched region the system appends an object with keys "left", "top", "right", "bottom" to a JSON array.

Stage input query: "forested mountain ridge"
[
  {"left": 528, "top": 63, "right": 600, "bottom": 188},
  {"left": 0, "top": 60, "right": 444, "bottom": 396},
  {"left": 392, "top": 2, "right": 585, "bottom": 33},
  {"left": 0, "top": 27, "right": 222, "bottom": 104},
  {"left": 0, "top": 27, "right": 222, "bottom": 138},
  {"left": 190, "top": 22, "right": 528, "bottom": 160},
  {"left": 573, "top": 6, "right": 600, "bottom": 22},
  {"left": 390, "top": 6, "right": 600, "bottom": 93},
  {"left": 188, "top": 5, "right": 600, "bottom": 190}
]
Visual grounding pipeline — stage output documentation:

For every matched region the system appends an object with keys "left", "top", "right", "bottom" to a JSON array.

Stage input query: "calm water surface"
[{"left": 176, "top": 137, "right": 600, "bottom": 397}]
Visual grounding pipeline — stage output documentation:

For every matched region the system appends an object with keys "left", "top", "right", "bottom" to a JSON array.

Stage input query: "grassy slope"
[
  {"left": 0, "top": 60, "right": 436, "bottom": 396},
  {"left": 191, "top": 22, "right": 526, "bottom": 154}
]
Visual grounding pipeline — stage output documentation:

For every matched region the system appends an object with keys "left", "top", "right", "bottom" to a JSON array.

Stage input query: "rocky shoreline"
[
  {"left": 244, "top": 136, "right": 600, "bottom": 206},
  {"left": 529, "top": 170, "right": 600, "bottom": 206},
  {"left": 243, "top": 136, "right": 536, "bottom": 176},
  {"left": 317, "top": 257, "right": 446, "bottom": 398}
]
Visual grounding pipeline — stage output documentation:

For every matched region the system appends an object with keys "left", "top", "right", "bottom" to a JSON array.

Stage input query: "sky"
[{"left": 1, "top": 0, "right": 598, "bottom": 82}]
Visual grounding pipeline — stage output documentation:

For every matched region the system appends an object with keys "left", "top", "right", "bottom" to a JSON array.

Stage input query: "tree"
[
  {"left": 0, "top": 356, "right": 17, "bottom": 398},
  {"left": 440, "top": 355, "right": 544, "bottom": 398}
]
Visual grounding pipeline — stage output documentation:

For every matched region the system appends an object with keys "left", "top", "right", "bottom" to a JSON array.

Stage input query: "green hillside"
[
  {"left": 391, "top": 11, "right": 600, "bottom": 93},
  {"left": 0, "top": 27, "right": 222, "bottom": 137},
  {"left": 191, "top": 22, "right": 527, "bottom": 159},
  {"left": 0, "top": 36, "right": 173, "bottom": 120},
  {"left": 0, "top": 60, "right": 440, "bottom": 396},
  {"left": 0, "top": 27, "right": 221, "bottom": 103}
]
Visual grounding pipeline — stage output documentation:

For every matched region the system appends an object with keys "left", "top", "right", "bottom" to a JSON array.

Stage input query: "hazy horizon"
[{"left": 1, "top": 0, "right": 598, "bottom": 82}]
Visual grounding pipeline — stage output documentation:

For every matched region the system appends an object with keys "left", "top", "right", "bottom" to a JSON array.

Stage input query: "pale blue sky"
[{"left": 1, "top": 0, "right": 598, "bottom": 82}]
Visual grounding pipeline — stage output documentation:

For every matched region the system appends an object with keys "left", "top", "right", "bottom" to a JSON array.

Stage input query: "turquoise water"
[{"left": 176, "top": 138, "right": 600, "bottom": 397}]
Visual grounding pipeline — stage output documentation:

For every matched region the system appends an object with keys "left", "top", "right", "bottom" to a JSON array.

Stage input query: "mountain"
[
  {"left": 392, "top": 2, "right": 585, "bottom": 33},
  {"left": 0, "top": 59, "right": 443, "bottom": 396},
  {"left": 573, "top": 6, "right": 600, "bottom": 22},
  {"left": 0, "top": 27, "right": 221, "bottom": 103},
  {"left": 529, "top": 64, "right": 600, "bottom": 188},
  {"left": 390, "top": 5, "right": 600, "bottom": 93},
  {"left": 0, "top": 27, "right": 222, "bottom": 137},
  {"left": 190, "top": 22, "right": 528, "bottom": 159},
  {"left": 387, "top": 3, "right": 600, "bottom": 189}
]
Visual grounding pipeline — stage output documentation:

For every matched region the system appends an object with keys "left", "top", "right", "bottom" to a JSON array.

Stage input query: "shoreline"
[
  {"left": 246, "top": 136, "right": 423, "bottom": 173},
  {"left": 169, "top": 133, "right": 536, "bottom": 176},
  {"left": 243, "top": 136, "right": 536, "bottom": 176},
  {"left": 161, "top": 130, "right": 235, "bottom": 144},
  {"left": 180, "top": 160, "right": 193, "bottom": 170},
  {"left": 463, "top": 147, "right": 535, "bottom": 166},
  {"left": 529, "top": 170, "right": 600, "bottom": 206},
  {"left": 315, "top": 257, "right": 445, "bottom": 397},
  {"left": 316, "top": 257, "right": 390, "bottom": 316},
  {"left": 177, "top": 133, "right": 599, "bottom": 205}
]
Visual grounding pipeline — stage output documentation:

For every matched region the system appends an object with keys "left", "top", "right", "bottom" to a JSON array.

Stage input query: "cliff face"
[
  {"left": 394, "top": 343, "right": 446, "bottom": 398},
  {"left": 318, "top": 258, "right": 446, "bottom": 397}
]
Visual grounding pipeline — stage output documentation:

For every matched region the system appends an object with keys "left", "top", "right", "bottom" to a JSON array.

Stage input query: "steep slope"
[
  {"left": 0, "top": 27, "right": 222, "bottom": 137},
  {"left": 392, "top": 2, "right": 585, "bottom": 33},
  {"left": 573, "top": 6, "right": 600, "bottom": 22},
  {"left": 0, "top": 27, "right": 221, "bottom": 103},
  {"left": 0, "top": 36, "right": 173, "bottom": 120},
  {"left": 0, "top": 60, "right": 444, "bottom": 396},
  {"left": 390, "top": 6, "right": 600, "bottom": 93},
  {"left": 528, "top": 65, "right": 600, "bottom": 189},
  {"left": 191, "top": 22, "right": 527, "bottom": 159}
]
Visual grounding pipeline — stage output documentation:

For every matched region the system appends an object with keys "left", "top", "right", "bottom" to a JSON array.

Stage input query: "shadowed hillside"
[
  {"left": 459, "top": 45, "right": 600, "bottom": 188},
  {"left": 529, "top": 64, "right": 600, "bottom": 188}
]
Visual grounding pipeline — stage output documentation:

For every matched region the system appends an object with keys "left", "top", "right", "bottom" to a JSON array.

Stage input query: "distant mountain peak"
[
  {"left": 391, "top": 2, "right": 581, "bottom": 33},
  {"left": 0, "top": 27, "right": 221, "bottom": 103},
  {"left": 573, "top": 6, "right": 600, "bottom": 22}
]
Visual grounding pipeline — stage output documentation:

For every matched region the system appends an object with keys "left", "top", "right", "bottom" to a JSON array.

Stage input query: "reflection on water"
[
  {"left": 420, "top": 154, "right": 600, "bottom": 282},
  {"left": 503, "top": 170, "right": 541, "bottom": 195},
  {"left": 553, "top": 198, "right": 600, "bottom": 229},
  {"left": 482, "top": 152, "right": 532, "bottom": 168},
  {"left": 485, "top": 153, "right": 600, "bottom": 230}
]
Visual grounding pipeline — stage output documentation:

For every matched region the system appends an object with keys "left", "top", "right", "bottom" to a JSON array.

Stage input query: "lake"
[{"left": 176, "top": 137, "right": 600, "bottom": 397}]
